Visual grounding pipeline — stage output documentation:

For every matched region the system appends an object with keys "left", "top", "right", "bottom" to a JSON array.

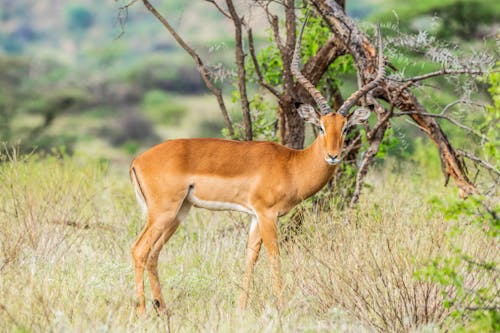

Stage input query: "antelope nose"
[{"left": 328, "top": 154, "right": 338, "bottom": 160}]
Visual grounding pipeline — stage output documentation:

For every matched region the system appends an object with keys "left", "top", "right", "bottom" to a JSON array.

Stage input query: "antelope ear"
[
  {"left": 347, "top": 108, "right": 370, "bottom": 126},
  {"left": 297, "top": 104, "right": 321, "bottom": 127}
]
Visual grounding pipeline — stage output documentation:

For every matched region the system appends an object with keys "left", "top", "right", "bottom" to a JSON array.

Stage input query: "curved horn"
[
  {"left": 338, "top": 23, "right": 386, "bottom": 116},
  {"left": 291, "top": 13, "right": 332, "bottom": 115}
]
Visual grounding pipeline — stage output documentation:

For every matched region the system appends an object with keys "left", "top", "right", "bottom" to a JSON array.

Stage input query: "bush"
[
  {"left": 126, "top": 58, "right": 206, "bottom": 94},
  {"left": 287, "top": 170, "right": 498, "bottom": 332},
  {"left": 67, "top": 5, "right": 94, "bottom": 32},
  {"left": 98, "top": 110, "right": 159, "bottom": 147},
  {"left": 0, "top": 148, "right": 114, "bottom": 270},
  {"left": 141, "top": 90, "right": 186, "bottom": 125},
  {"left": 418, "top": 195, "right": 499, "bottom": 331}
]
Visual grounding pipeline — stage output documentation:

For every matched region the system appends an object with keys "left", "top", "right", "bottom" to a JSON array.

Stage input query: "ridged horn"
[{"left": 291, "top": 13, "right": 332, "bottom": 115}]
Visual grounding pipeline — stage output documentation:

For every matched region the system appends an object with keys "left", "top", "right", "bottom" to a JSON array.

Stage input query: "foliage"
[
  {"left": 418, "top": 195, "right": 499, "bottom": 331},
  {"left": 125, "top": 57, "right": 207, "bottom": 95},
  {"left": 228, "top": 91, "right": 277, "bottom": 141},
  {"left": 482, "top": 61, "right": 500, "bottom": 166},
  {"left": 375, "top": 0, "right": 500, "bottom": 40},
  {"left": 416, "top": 73, "right": 500, "bottom": 331}
]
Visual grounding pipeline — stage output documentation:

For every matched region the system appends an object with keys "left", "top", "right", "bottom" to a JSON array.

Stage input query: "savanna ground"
[{"left": 1, "top": 149, "right": 497, "bottom": 332}]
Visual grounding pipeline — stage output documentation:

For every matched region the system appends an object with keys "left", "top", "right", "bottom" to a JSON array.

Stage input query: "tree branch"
[
  {"left": 456, "top": 149, "right": 500, "bottom": 178},
  {"left": 301, "top": 36, "right": 345, "bottom": 85},
  {"left": 392, "top": 68, "right": 486, "bottom": 84},
  {"left": 393, "top": 111, "right": 489, "bottom": 142},
  {"left": 247, "top": 28, "right": 281, "bottom": 98},
  {"left": 337, "top": 23, "right": 385, "bottom": 116},
  {"left": 351, "top": 101, "right": 389, "bottom": 205},
  {"left": 312, "top": 0, "right": 477, "bottom": 197},
  {"left": 226, "top": 0, "right": 252, "bottom": 140},
  {"left": 283, "top": 0, "right": 297, "bottom": 93},
  {"left": 142, "top": 0, "right": 234, "bottom": 137},
  {"left": 116, "top": 0, "right": 139, "bottom": 39},
  {"left": 204, "top": 0, "right": 231, "bottom": 19}
]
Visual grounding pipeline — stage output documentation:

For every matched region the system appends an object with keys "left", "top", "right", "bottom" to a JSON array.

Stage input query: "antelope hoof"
[
  {"left": 153, "top": 299, "right": 169, "bottom": 316},
  {"left": 135, "top": 304, "right": 146, "bottom": 317}
]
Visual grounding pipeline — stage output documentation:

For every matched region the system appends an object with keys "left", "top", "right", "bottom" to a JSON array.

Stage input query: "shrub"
[
  {"left": 141, "top": 90, "right": 186, "bottom": 126},
  {"left": 67, "top": 5, "right": 94, "bottom": 32}
]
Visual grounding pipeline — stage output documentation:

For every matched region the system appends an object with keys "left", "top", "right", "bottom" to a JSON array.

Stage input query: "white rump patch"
[
  {"left": 134, "top": 186, "right": 147, "bottom": 217},
  {"left": 249, "top": 216, "right": 258, "bottom": 233}
]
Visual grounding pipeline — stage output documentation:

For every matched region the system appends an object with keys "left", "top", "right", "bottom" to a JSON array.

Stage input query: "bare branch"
[
  {"left": 367, "top": 107, "right": 393, "bottom": 140},
  {"left": 204, "top": 0, "right": 231, "bottom": 19},
  {"left": 299, "top": 36, "right": 346, "bottom": 91},
  {"left": 141, "top": 0, "right": 234, "bottom": 137},
  {"left": 226, "top": 0, "right": 252, "bottom": 140},
  {"left": 115, "top": 0, "right": 139, "bottom": 39},
  {"left": 351, "top": 101, "right": 389, "bottom": 205},
  {"left": 342, "top": 133, "right": 361, "bottom": 156},
  {"left": 247, "top": 28, "right": 281, "bottom": 98},
  {"left": 270, "top": 13, "right": 284, "bottom": 53},
  {"left": 393, "top": 111, "right": 489, "bottom": 142},
  {"left": 456, "top": 150, "right": 500, "bottom": 178},
  {"left": 392, "top": 68, "right": 486, "bottom": 84}
]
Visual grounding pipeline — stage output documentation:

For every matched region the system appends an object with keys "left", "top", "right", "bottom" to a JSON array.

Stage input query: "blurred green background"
[{"left": 0, "top": 0, "right": 498, "bottom": 162}]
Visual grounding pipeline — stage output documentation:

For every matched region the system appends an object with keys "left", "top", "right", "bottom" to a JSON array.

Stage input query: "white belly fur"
[{"left": 186, "top": 188, "right": 254, "bottom": 215}]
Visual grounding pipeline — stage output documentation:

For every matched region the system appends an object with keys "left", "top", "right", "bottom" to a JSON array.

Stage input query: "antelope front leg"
[
  {"left": 258, "top": 213, "right": 282, "bottom": 308},
  {"left": 238, "top": 217, "right": 263, "bottom": 310}
]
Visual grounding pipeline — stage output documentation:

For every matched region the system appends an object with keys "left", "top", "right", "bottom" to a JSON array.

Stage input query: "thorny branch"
[
  {"left": 393, "top": 111, "right": 490, "bottom": 142},
  {"left": 392, "top": 68, "right": 487, "bottom": 84},
  {"left": 456, "top": 149, "right": 500, "bottom": 178},
  {"left": 313, "top": 0, "right": 481, "bottom": 199},
  {"left": 351, "top": 100, "right": 388, "bottom": 205}
]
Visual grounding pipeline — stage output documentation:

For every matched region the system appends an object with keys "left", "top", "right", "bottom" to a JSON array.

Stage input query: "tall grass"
[{"left": 0, "top": 151, "right": 497, "bottom": 332}]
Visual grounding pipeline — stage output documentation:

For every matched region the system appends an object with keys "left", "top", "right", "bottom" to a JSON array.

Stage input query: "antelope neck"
[{"left": 291, "top": 135, "right": 337, "bottom": 200}]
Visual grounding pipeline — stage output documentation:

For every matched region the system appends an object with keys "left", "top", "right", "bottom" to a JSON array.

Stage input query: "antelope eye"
[
  {"left": 342, "top": 126, "right": 348, "bottom": 136},
  {"left": 319, "top": 126, "right": 325, "bottom": 135}
]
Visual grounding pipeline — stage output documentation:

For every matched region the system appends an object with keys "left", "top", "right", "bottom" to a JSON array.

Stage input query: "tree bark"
[
  {"left": 278, "top": 0, "right": 305, "bottom": 149},
  {"left": 226, "top": 0, "right": 252, "bottom": 141}
]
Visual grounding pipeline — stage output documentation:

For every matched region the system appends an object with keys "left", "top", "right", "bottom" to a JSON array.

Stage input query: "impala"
[{"left": 129, "top": 20, "right": 384, "bottom": 315}]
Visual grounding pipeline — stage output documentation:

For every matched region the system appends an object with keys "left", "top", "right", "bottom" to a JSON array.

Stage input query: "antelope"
[{"left": 129, "top": 19, "right": 384, "bottom": 315}]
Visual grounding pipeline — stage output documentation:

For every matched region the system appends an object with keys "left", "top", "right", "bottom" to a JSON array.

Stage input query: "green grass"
[{"left": 0, "top": 150, "right": 497, "bottom": 332}]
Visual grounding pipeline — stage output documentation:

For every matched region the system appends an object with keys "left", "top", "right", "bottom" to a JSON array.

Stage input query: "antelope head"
[
  {"left": 296, "top": 103, "right": 369, "bottom": 165},
  {"left": 291, "top": 15, "right": 385, "bottom": 165}
]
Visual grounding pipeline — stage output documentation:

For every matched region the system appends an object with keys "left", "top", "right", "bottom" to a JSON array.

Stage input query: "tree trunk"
[{"left": 279, "top": 99, "right": 305, "bottom": 149}]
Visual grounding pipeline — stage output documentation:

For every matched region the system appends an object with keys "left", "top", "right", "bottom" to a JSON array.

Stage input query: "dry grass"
[{"left": 0, "top": 152, "right": 497, "bottom": 332}]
